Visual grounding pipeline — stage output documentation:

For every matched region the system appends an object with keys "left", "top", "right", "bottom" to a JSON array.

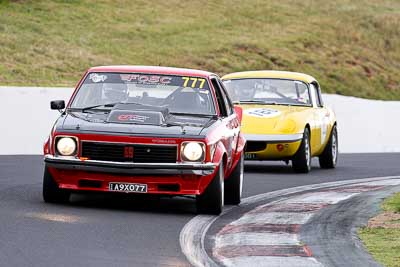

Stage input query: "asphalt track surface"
[
  {"left": 300, "top": 187, "right": 398, "bottom": 267},
  {"left": 1, "top": 153, "right": 399, "bottom": 267}
]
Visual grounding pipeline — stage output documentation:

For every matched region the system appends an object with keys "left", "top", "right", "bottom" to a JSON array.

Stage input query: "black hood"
[{"left": 59, "top": 110, "right": 215, "bottom": 136}]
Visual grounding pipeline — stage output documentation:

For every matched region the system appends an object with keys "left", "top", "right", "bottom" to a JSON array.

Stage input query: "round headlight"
[
  {"left": 56, "top": 137, "right": 77, "bottom": 156},
  {"left": 182, "top": 142, "right": 204, "bottom": 161}
]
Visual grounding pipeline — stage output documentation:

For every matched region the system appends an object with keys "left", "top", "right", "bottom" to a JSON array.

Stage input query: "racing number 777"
[{"left": 182, "top": 77, "right": 206, "bottom": 89}]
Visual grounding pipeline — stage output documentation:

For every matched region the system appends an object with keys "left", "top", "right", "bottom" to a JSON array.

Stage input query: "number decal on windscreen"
[{"left": 181, "top": 77, "right": 206, "bottom": 89}]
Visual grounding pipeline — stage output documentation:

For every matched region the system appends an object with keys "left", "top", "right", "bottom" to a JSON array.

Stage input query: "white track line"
[
  {"left": 215, "top": 232, "right": 299, "bottom": 247},
  {"left": 179, "top": 215, "right": 221, "bottom": 267},
  {"left": 280, "top": 191, "right": 358, "bottom": 204},
  {"left": 180, "top": 176, "right": 400, "bottom": 267},
  {"left": 359, "top": 180, "right": 400, "bottom": 186},
  {"left": 220, "top": 256, "right": 324, "bottom": 267},
  {"left": 230, "top": 212, "right": 313, "bottom": 225}
]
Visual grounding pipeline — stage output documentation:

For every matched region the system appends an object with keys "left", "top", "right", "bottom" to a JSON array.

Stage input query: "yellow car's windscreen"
[{"left": 223, "top": 78, "right": 311, "bottom": 106}]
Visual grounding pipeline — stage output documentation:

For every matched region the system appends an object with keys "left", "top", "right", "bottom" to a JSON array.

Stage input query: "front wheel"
[
  {"left": 196, "top": 161, "right": 224, "bottom": 215},
  {"left": 292, "top": 128, "right": 312, "bottom": 173},
  {"left": 224, "top": 152, "right": 244, "bottom": 205},
  {"left": 319, "top": 125, "right": 338, "bottom": 169},
  {"left": 43, "top": 167, "right": 70, "bottom": 203}
]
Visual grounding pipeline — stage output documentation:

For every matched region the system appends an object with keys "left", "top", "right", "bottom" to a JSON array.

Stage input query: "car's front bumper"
[
  {"left": 244, "top": 133, "right": 303, "bottom": 159},
  {"left": 44, "top": 155, "right": 217, "bottom": 195},
  {"left": 244, "top": 133, "right": 303, "bottom": 143},
  {"left": 44, "top": 155, "right": 216, "bottom": 176}
]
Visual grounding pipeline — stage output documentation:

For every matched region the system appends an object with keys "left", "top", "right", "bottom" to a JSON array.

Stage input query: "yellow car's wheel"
[
  {"left": 292, "top": 128, "right": 311, "bottom": 173},
  {"left": 319, "top": 125, "right": 338, "bottom": 169}
]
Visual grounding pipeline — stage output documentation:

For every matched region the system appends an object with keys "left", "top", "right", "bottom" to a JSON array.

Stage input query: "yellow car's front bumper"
[{"left": 244, "top": 134, "right": 302, "bottom": 160}]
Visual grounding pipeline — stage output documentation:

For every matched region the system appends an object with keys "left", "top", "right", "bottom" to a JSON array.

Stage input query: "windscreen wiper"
[
  {"left": 75, "top": 101, "right": 147, "bottom": 112},
  {"left": 80, "top": 102, "right": 120, "bottom": 112},
  {"left": 162, "top": 121, "right": 204, "bottom": 128},
  {"left": 236, "top": 100, "right": 309, "bottom": 107},
  {"left": 170, "top": 112, "right": 217, "bottom": 118},
  {"left": 236, "top": 100, "right": 278, "bottom": 105}
]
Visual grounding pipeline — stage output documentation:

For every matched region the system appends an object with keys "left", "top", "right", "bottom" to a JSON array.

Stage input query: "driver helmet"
[
  {"left": 103, "top": 83, "right": 128, "bottom": 102},
  {"left": 238, "top": 83, "right": 256, "bottom": 100}
]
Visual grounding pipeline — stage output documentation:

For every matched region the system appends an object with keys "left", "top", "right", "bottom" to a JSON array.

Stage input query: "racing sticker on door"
[
  {"left": 321, "top": 116, "right": 330, "bottom": 143},
  {"left": 244, "top": 108, "right": 281, "bottom": 118}
]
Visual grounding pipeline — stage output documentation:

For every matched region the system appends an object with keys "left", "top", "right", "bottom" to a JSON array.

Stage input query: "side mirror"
[
  {"left": 51, "top": 100, "right": 65, "bottom": 110},
  {"left": 234, "top": 106, "right": 243, "bottom": 124}
]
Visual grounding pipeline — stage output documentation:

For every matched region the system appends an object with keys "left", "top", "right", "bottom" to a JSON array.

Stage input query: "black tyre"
[
  {"left": 292, "top": 128, "right": 312, "bottom": 173},
  {"left": 196, "top": 161, "right": 224, "bottom": 215},
  {"left": 43, "top": 167, "right": 70, "bottom": 203},
  {"left": 319, "top": 125, "right": 338, "bottom": 169},
  {"left": 224, "top": 152, "right": 244, "bottom": 205}
]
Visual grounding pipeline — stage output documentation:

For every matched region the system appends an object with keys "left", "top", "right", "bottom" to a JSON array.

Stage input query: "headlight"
[
  {"left": 181, "top": 142, "right": 205, "bottom": 162},
  {"left": 56, "top": 137, "right": 77, "bottom": 156}
]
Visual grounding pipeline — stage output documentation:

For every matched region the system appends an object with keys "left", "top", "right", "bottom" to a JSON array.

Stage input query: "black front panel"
[
  {"left": 81, "top": 142, "right": 177, "bottom": 163},
  {"left": 246, "top": 141, "right": 267, "bottom": 153}
]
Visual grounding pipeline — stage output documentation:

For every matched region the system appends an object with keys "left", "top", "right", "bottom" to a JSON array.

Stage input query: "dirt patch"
[{"left": 368, "top": 212, "right": 400, "bottom": 229}]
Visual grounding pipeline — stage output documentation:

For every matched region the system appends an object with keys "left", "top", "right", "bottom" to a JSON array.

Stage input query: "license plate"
[
  {"left": 108, "top": 182, "right": 147, "bottom": 193},
  {"left": 245, "top": 153, "right": 257, "bottom": 160}
]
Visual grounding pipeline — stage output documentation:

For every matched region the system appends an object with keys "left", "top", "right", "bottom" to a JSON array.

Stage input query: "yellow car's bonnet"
[{"left": 239, "top": 104, "right": 310, "bottom": 135}]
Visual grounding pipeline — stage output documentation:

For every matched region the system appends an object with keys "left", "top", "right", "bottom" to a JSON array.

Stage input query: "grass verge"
[
  {"left": 0, "top": 0, "right": 399, "bottom": 100},
  {"left": 359, "top": 192, "right": 400, "bottom": 267}
]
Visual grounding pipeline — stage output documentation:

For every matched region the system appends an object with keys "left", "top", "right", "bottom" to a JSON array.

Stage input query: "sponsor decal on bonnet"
[{"left": 117, "top": 114, "right": 150, "bottom": 123}]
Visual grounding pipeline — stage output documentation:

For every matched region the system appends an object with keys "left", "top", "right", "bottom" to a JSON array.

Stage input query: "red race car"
[{"left": 43, "top": 66, "right": 245, "bottom": 214}]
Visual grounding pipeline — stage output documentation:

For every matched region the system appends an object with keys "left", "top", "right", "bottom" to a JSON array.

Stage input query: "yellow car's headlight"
[
  {"left": 181, "top": 142, "right": 205, "bottom": 162},
  {"left": 56, "top": 137, "right": 77, "bottom": 156}
]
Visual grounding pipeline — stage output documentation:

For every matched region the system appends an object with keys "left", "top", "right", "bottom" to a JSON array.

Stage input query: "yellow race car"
[{"left": 222, "top": 71, "right": 337, "bottom": 173}]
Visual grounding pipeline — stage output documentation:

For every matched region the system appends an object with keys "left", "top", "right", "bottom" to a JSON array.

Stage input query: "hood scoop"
[{"left": 107, "top": 103, "right": 169, "bottom": 125}]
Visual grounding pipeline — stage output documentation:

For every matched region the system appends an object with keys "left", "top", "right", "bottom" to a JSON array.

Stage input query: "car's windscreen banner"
[{"left": 85, "top": 73, "right": 210, "bottom": 89}]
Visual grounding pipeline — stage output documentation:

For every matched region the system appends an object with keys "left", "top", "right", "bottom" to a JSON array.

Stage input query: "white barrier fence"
[{"left": 1, "top": 86, "right": 399, "bottom": 155}]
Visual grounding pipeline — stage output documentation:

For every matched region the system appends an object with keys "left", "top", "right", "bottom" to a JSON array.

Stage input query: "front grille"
[{"left": 81, "top": 142, "right": 177, "bottom": 163}]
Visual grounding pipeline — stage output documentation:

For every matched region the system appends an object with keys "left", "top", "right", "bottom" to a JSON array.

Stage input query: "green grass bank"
[
  {"left": 0, "top": 0, "right": 399, "bottom": 100},
  {"left": 359, "top": 192, "right": 400, "bottom": 267}
]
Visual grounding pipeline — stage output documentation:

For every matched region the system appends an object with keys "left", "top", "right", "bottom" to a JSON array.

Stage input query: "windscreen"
[
  {"left": 223, "top": 78, "right": 311, "bottom": 106},
  {"left": 70, "top": 73, "right": 216, "bottom": 115}
]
